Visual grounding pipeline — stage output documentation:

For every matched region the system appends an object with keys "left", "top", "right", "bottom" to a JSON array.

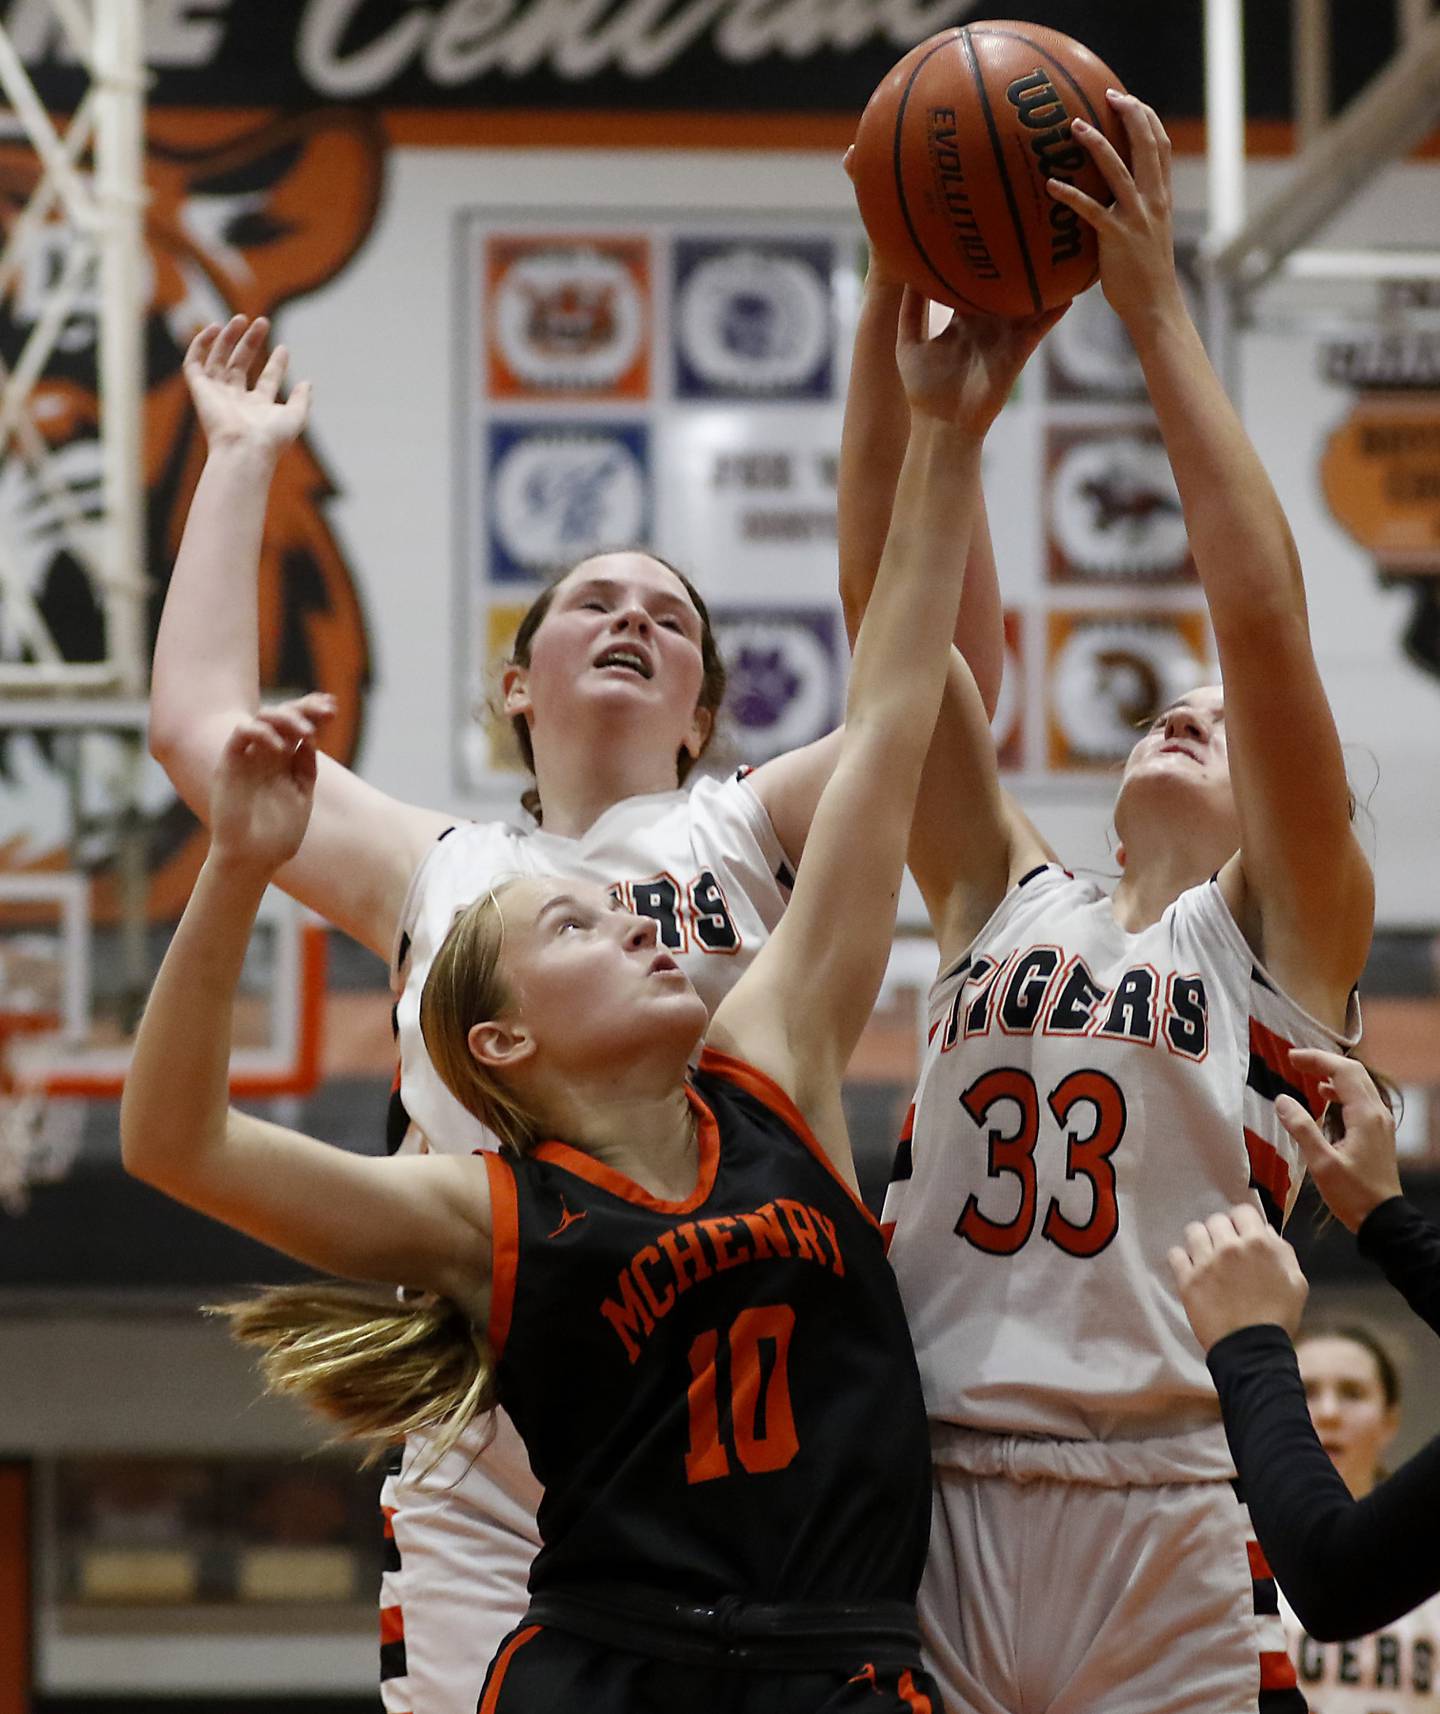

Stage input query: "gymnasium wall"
[{"left": 1, "top": 3, "right": 1439, "bottom": 1703}]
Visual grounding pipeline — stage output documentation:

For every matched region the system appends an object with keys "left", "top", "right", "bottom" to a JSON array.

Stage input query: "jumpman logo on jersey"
[{"left": 548, "top": 1196, "right": 588, "bottom": 1239}]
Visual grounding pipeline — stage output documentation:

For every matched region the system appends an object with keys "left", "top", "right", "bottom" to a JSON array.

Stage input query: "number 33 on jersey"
[{"left": 884, "top": 865, "right": 1359, "bottom": 1457}]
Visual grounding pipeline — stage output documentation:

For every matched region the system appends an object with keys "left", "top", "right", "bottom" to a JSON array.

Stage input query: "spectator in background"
[{"left": 1172, "top": 1050, "right": 1440, "bottom": 1651}]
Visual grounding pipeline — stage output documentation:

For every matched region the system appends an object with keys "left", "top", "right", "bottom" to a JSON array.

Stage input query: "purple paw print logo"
[
  {"left": 714, "top": 613, "right": 839, "bottom": 761},
  {"left": 731, "top": 641, "right": 802, "bottom": 727}
]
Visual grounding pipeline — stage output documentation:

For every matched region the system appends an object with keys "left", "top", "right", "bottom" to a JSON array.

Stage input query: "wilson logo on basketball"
[
  {"left": 853, "top": 23, "right": 1126, "bottom": 318},
  {"left": 1005, "top": 70, "right": 1086, "bottom": 266}
]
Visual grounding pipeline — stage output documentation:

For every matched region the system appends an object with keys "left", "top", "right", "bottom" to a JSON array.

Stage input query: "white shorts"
[
  {"left": 378, "top": 1409, "right": 542, "bottom": 1714},
  {"left": 921, "top": 1460, "right": 1305, "bottom": 1714}
]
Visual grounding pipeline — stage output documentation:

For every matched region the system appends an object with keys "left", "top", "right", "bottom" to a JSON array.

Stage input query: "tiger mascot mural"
[{"left": 0, "top": 107, "right": 383, "bottom": 919}]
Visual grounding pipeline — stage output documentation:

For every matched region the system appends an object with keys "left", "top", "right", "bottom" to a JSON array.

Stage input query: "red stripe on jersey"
[
  {"left": 1244, "top": 1128, "right": 1292, "bottom": 1209},
  {"left": 390, "top": 1061, "right": 402, "bottom": 1095},
  {"left": 479, "top": 1624, "right": 543, "bottom": 1713},
  {"left": 899, "top": 1102, "right": 915, "bottom": 1144},
  {"left": 1249, "top": 1018, "right": 1325, "bottom": 1114},
  {"left": 379, "top": 1604, "right": 405, "bottom": 1646},
  {"left": 1260, "top": 1649, "right": 1299, "bottom": 1690},
  {"left": 484, "top": 1153, "right": 520, "bottom": 1362},
  {"left": 881, "top": 1220, "right": 896, "bottom": 1254},
  {"left": 899, "top": 1669, "right": 934, "bottom": 1712},
  {"left": 1247, "top": 1538, "right": 1274, "bottom": 1581},
  {"left": 927, "top": 1017, "right": 941, "bottom": 1043},
  {"left": 381, "top": 1505, "right": 397, "bottom": 1540}
]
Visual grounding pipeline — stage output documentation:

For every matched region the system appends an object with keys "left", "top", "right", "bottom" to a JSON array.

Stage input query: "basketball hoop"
[{"left": 0, "top": 1010, "right": 84, "bottom": 1217}]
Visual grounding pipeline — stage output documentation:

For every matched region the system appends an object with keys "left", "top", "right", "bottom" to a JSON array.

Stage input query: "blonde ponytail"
[
  {"left": 213, "top": 889, "right": 539, "bottom": 1465},
  {"left": 211, "top": 1284, "right": 497, "bottom": 1465}
]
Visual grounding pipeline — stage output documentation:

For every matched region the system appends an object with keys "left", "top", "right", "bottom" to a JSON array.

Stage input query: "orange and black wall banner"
[{"left": 13, "top": 1, "right": 1436, "bottom": 140}]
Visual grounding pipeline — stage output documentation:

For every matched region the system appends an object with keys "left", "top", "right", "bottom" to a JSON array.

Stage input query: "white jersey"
[
  {"left": 1284, "top": 1589, "right": 1440, "bottom": 1713},
  {"left": 884, "top": 863, "right": 1359, "bottom": 1478},
  {"left": 391, "top": 770, "right": 791, "bottom": 1156}
]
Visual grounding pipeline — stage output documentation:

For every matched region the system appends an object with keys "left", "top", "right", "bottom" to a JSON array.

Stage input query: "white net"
[{"left": 0, "top": 1019, "right": 84, "bottom": 1216}]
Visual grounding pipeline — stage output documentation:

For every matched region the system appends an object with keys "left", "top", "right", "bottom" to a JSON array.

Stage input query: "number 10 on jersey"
[{"left": 685, "top": 1305, "right": 800, "bottom": 1484}]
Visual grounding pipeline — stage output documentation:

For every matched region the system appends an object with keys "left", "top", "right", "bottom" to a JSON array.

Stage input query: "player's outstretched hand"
[
  {"left": 1045, "top": 90, "right": 1183, "bottom": 330},
  {"left": 209, "top": 693, "right": 336, "bottom": 878},
  {"left": 1278, "top": 1050, "right": 1403, "bottom": 1234},
  {"left": 184, "top": 315, "right": 312, "bottom": 456},
  {"left": 1168, "top": 1203, "right": 1309, "bottom": 1353},
  {"left": 896, "top": 285, "right": 1066, "bottom": 437}
]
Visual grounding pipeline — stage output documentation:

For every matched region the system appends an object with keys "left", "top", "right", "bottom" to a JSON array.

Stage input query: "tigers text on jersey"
[
  {"left": 391, "top": 772, "right": 790, "bottom": 1158},
  {"left": 1284, "top": 1589, "right": 1440, "bottom": 1714},
  {"left": 485, "top": 1049, "right": 932, "bottom": 1607},
  {"left": 884, "top": 864, "right": 1359, "bottom": 1471}
]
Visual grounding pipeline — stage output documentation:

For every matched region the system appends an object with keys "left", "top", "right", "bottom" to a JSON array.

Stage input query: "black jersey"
[{"left": 482, "top": 1047, "right": 931, "bottom": 1608}]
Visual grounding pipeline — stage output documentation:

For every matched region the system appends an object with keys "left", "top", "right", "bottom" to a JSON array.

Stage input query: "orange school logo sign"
[
  {"left": 0, "top": 108, "right": 383, "bottom": 918},
  {"left": 1318, "top": 290, "right": 1440, "bottom": 686},
  {"left": 1321, "top": 397, "right": 1440, "bottom": 562}
]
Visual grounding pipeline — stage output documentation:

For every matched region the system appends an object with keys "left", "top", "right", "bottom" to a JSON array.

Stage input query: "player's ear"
[
  {"left": 468, "top": 1017, "right": 535, "bottom": 1073},
  {"left": 682, "top": 702, "right": 713, "bottom": 761},
  {"left": 502, "top": 661, "right": 532, "bottom": 721}
]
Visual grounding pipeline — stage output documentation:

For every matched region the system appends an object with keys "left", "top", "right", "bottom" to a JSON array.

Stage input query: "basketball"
[{"left": 851, "top": 21, "right": 1130, "bottom": 317}]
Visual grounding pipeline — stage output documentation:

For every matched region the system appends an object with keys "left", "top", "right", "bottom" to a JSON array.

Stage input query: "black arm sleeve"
[
  {"left": 1207, "top": 1197, "right": 1440, "bottom": 1641},
  {"left": 1356, "top": 1196, "right": 1440, "bottom": 1337}
]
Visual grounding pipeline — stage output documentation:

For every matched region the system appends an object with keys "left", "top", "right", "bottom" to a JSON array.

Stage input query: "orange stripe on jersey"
[
  {"left": 1244, "top": 1128, "right": 1292, "bottom": 1209},
  {"left": 881, "top": 1220, "right": 896, "bottom": 1253},
  {"left": 484, "top": 1153, "right": 520, "bottom": 1362},
  {"left": 698, "top": 1045, "right": 881, "bottom": 1233},
  {"left": 379, "top": 1604, "right": 405, "bottom": 1646},
  {"left": 899, "top": 1102, "right": 915, "bottom": 1144},
  {"left": 478, "top": 1624, "right": 542, "bottom": 1713},
  {"left": 898, "top": 1668, "right": 934, "bottom": 1711},
  {"left": 1249, "top": 1018, "right": 1324, "bottom": 1114},
  {"left": 381, "top": 1505, "right": 397, "bottom": 1539},
  {"left": 1260, "top": 1649, "right": 1299, "bottom": 1690},
  {"left": 533, "top": 1084, "right": 720, "bottom": 1214},
  {"left": 1247, "top": 1538, "right": 1274, "bottom": 1581}
]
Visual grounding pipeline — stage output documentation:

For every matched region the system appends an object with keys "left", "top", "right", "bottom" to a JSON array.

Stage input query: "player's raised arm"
[
  {"left": 836, "top": 229, "right": 1006, "bottom": 720},
  {"left": 743, "top": 205, "right": 1010, "bottom": 872},
  {"left": 123, "top": 696, "right": 491, "bottom": 1304},
  {"left": 708, "top": 291, "right": 1058, "bottom": 1165},
  {"left": 840, "top": 293, "right": 1056, "bottom": 967},
  {"left": 1052, "top": 95, "right": 1372, "bottom": 1023},
  {"left": 149, "top": 317, "right": 453, "bottom": 959}
]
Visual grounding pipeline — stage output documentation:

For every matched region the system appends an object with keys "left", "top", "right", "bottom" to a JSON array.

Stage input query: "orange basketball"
[{"left": 852, "top": 21, "right": 1130, "bottom": 317}]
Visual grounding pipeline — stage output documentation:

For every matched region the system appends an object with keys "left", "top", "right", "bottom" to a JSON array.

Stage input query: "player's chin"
[{"left": 652, "top": 985, "right": 707, "bottom": 1039}]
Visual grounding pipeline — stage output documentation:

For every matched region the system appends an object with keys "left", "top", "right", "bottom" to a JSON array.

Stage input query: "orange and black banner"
[{"left": 4, "top": 0, "right": 1412, "bottom": 121}]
